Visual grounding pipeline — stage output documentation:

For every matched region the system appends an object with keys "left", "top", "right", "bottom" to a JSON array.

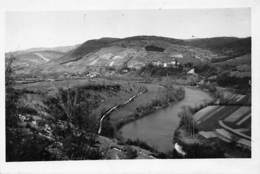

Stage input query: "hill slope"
[
  {"left": 8, "top": 36, "right": 251, "bottom": 75},
  {"left": 185, "top": 37, "right": 251, "bottom": 56}
]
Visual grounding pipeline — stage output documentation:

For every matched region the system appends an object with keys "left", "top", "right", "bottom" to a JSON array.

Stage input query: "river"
[{"left": 119, "top": 87, "right": 213, "bottom": 153}]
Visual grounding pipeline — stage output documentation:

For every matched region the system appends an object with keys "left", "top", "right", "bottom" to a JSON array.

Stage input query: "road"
[
  {"left": 98, "top": 90, "right": 145, "bottom": 134},
  {"left": 34, "top": 53, "right": 50, "bottom": 62}
]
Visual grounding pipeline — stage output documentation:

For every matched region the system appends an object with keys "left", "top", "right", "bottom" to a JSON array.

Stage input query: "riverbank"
[
  {"left": 98, "top": 90, "right": 146, "bottom": 134},
  {"left": 173, "top": 87, "right": 251, "bottom": 158},
  {"left": 118, "top": 86, "right": 213, "bottom": 153},
  {"left": 111, "top": 85, "right": 185, "bottom": 131}
]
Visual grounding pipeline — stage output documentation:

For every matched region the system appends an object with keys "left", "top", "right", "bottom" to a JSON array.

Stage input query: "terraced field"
[{"left": 194, "top": 94, "right": 251, "bottom": 139}]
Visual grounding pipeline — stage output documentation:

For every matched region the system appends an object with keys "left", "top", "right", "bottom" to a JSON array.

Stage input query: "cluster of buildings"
[
  {"left": 151, "top": 59, "right": 181, "bottom": 68},
  {"left": 62, "top": 71, "right": 100, "bottom": 79}
]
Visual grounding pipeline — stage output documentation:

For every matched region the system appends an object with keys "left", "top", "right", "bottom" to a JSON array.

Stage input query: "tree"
[{"left": 5, "top": 55, "right": 19, "bottom": 127}]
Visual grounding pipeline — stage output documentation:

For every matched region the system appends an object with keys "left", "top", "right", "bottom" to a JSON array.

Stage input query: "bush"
[
  {"left": 178, "top": 107, "right": 198, "bottom": 134},
  {"left": 125, "top": 146, "right": 138, "bottom": 159},
  {"left": 5, "top": 55, "right": 19, "bottom": 128},
  {"left": 139, "top": 63, "right": 183, "bottom": 77},
  {"left": 6, "top": 72, "right": 102, "bottom": 161},
  {"left": 125, "top": 139, "right": 156, "bottom": 153},
  {"left": 100, "top": 119, "right": 115, "bottom": 138},
  {"left": 216, "top": 72, "right": 250, "bottom": 91},
  {"left": 195, "top": 63, "right": 217, "bottom": 76},
  {"left": 183, "top": 141, "right": 225, "bottom": 158},
  {"left": 62, "top": 133, "right": 102, "bottom": 160},
  {"left": 45, "top": 87, "right": 98, "bottom": 133},
  {"left": 145, "top": 45, "right": 165, "bottom": 52}
]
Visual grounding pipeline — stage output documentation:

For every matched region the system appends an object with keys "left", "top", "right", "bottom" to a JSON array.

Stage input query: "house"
[
  {"left": 87, "top": 72, "right": 100, "bottom": 78},
  {"left": 171, "top": 54, "right": 183, "bottom": 59},
  {"left": 187, "top": 68, "right": 195, "bottom": 74},
  {"left": 121, "top": 68, "right": 129, "bottom": 73},
  {"left": 47, "top": 79, "right": 55, "bottom": 82},
  {"left": 169, "top": 59, "right": 180, "bottom": 66},
  {"left": 152, "top": 61, "right": 163, "bottom": 66},
  {"left": 152, "top": 60, "right": 180, "bottom": 68},
  {"left": 128, "top": 62, "right": 145, "bottom": 69},
  {"left": 187, "top": 68, "right": 198, "bottom": 77}
]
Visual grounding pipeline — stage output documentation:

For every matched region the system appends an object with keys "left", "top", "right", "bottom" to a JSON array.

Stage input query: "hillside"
[
  {"left": 8, "top": 36, "right": 251, "bottom": 75},
  {"left": 8, "top": 44, "right": 79, "bottom": 55},
  {"left": 6, "top": 50, "right": 66, "bottom": 74},
  {"left": 214, "top": 53, "right": 251, "bottom": 66},
  {"left": 39, "top": 36, "right": 217, "bottom": 74},
  {"left": 56, "top": 38, "right": 120, "bottom": 64},
  {"left": 185, "top": 37, "right": 251, "bottom": 56}
]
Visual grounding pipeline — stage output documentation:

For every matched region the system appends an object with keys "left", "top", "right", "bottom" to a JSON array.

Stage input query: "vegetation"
[
  {"left": 178, "top": 107, "right": 199, "bottom": 135},
  {"left": 181, "top": 141, "right": 225, "bottom": 158},
  {"left": 124, "top": 139, "right": 172, "bottom": 159},
  {"left": 216, "top": 72, "right": 250, "bottom": 92},
  {"left": 115, "top": 86, "right": 185, "bottom": 129},
  {"left": 195, "top": 63, "right": 217, "bottom": 77},
  {"left": 139, "top": 63, "right": 183, "bottom": 77},
  {"left": 124, "top": 146, "right": 138, "bottom": 159},
  {"left": 125, "top": 139, "right": 156, "bottom": 153},
  {"left": 175, "top": 106, "right": 225, "bottom": 158},
  {"left": 6, "top": 35, "right": 251, "bottom": 159},
  {"left": 145, "top": 45, "right": 165, "bottom": 52},
  {"left": 6, "top": 57, "right": 104, "bottom": 161}
]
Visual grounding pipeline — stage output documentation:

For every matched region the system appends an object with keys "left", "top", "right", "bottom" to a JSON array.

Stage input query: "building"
[
  {"left": 169, "top": 59, "right": 180, "bottom": 66},
  {"left": 152, "top": 59, "right": 180, "bottom": 68},
  {"left": 151, "top": 61, "right": 163, "bottom": 66},
  {"left": 171, "top": 54, "right": 183, "bottom": 59},
  {"left": 187, "top": 68, "right": 196, "bottom": 75}
]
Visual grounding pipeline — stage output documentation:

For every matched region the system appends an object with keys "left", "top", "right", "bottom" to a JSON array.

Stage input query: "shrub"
[
  {"left": 145, "top": 45, "right": 165, "bottom": 52},
  {"left": 139, "top": 63, "right": 183, "bottom": 77},
  {"left": 125, "top": 139, "right": 156, "bottom": 153},
  {"left": 45, "top": 87, "right": 98, "bottom": 133},
  {"left": 125, "top": 146, "right": 138, "bottom": 159},
  {"left": 100, "top": 119, "right": 115, "bottom": 138},
  {"left": 183, "top": 141, "right": 225, "bottom": 158},
  {"left": 178, "top": 107, "right": 198, "bottom": 135}
]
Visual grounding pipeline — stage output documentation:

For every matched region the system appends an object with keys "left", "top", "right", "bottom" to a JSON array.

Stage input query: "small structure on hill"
[
  {"left": 170, "top": 59, "right": 180, "bottom": 66},
  {"left": 87, "top": 72, "right": 100, "bottom": 78},
  {"left": 187, "top": 68, "right": 196, "bottom": 75},
  {"left": 151, "top": 59, "right": 181, "bottom": 68},
  {"left": 207, "top": 75, "right": 217, "bottom": 81},
  {"left": 171, "top": 54, "right": 183, "bottom": 59},
  {"left": 152, "top": 61, "right": 163, "bottom": 66}
]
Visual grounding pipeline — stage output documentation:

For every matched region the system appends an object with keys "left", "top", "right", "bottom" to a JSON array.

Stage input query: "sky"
[{"left": 5, "top": 8, "right": 251, "bottom": 52}]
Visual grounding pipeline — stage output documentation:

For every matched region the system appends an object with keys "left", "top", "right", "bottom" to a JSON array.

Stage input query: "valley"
[{"left": 5, "top": 35, "right": 251, "bottom": 160}]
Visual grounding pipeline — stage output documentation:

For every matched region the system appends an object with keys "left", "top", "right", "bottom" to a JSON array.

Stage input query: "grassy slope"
[
  {"left": 16, "top": 78, "right": 143, "bottom": 121},
  {"left": 185, "top": 37, "right": 251, "bottom": 56},
  {"left": 214, "top": 54, "right": 251, "bottom": 66},
  {"left": 109, "top": 83, "right": 165, "bottom": 125}
]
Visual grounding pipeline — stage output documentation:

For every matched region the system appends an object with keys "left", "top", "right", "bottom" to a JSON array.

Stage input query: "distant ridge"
[{"left": 7, "top": 35, "right": 251, "bottom": 75}]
